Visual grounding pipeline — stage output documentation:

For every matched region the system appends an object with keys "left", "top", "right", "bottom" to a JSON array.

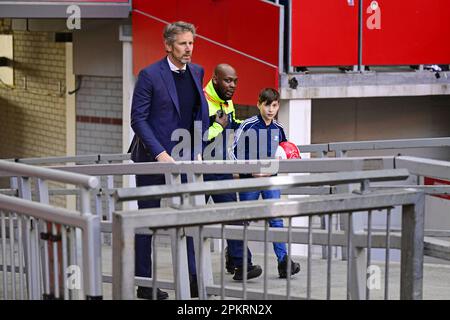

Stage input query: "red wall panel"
[
  {"left": 363, "top": 0, "right": 450, "bottom": 65},
  {"left": 42, "top": 0, "right": 128, "bottom": 2},
  {"left": 291, "top": 0, "right": 359, "bottom": 67},
  {"left": 132, "top": 0, "right": 280, "bottom": 106},
  {"left": 133, "top": 0, "right": 280, "bottom": 66},
  {"left": 133, "top": 11, "right": 278, "bottom": 106}
]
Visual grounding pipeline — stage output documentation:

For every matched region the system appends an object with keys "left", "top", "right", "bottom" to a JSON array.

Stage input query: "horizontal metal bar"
[
  {"left": 0, "top": 188, "right": 17, "bottom": 196},
  {"left": 297, "top": 144, "right": 329, "bottom": 154},
  {"left": 116, "top": 189, "right": 422, "bottom": 230},
  {"left": 184, "top": 225, "right": 402, "bottom": 250},
  {"left": 396, "top": 156, "right": 450, "bottom": 180},
  {"left": 206, "top": 285, "right": 306, "bottom": 300},
  {"left": 423, "top": 237, "right": 450, "bottom": 260},
  {"left": 115, "top": 169, "right": 409, "bottom": 202},
  {"left": 330, "top": 137, "right": 450, "bottom": 152},
  {"left": 99, "top": 154, "right": 131, "bottom": 162},
  {"left": 423, "top": 230, "right": 450, "bottom": 237},
  {"left": 15, "top": 155, "right": 100, "bottom": 165},
  {"left": 282, "top": 186, "right": 333, "bottom": 195},
  {"left": 48, "top": 188, "right": 81, "bottom": 196},
  {"left": 0, "top": 193, "right": 90, "bottom": 228},
  {"left": 12, "top": 157, "right": 394, "bottom": 177},
  {"left": 0, "top": 159, "right": 99, "bottom": 188},
  {"left": 372, "top": 185, "right": 450, "bottom": 195},
  {"left": 102, "top": 275, "right": 175, "bottom": 291}
]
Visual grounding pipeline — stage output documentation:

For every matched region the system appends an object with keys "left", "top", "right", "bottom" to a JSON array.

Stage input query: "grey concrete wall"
[
  {"left": 73, "top": 20, "right": 125, "bottom": 77},
  {"left": 312, "top": 95, "right": 450, "bottom": 160},
  {"left": 312, "top": 95, "right": 450, "bottom": 259}
]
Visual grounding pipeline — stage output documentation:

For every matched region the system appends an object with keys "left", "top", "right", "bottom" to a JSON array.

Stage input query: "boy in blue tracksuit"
[{"left": 231, "top": 88, "right": 301, "bottom": 278}]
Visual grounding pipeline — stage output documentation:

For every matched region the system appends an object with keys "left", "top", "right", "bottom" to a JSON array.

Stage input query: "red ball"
[{"left": 275, "top": 141, "right": 301, "bottom": 159}]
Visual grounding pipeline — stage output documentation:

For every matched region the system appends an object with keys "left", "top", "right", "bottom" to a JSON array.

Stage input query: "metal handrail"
[
  {"left": 5, "top": 137, "right": 449, "bottom": 166},
  {"left": 297, "top": 137, "right": 450, "bottom": 156},
  {"left": 0, "top": 159, "right": 99, "bottom": 188},
  {"left": 113, "top": 188, "right": 425, "bottom": 300},
  {"left": 115, "top": 169, "right": 409, "bottom": 202}
]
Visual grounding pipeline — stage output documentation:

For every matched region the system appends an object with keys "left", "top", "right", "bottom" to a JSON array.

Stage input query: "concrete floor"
[{"left": 100, "top": 243, "right": 450, "bottom": 300}]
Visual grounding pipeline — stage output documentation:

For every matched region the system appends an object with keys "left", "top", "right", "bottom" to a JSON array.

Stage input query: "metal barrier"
[
  {"left": 1, "top": 137, "right": 449, "bottom": 299},
  {"left": 0, "top": 160, "right": 102, "bottom": 300},
  {"left": 112, "top": 169, "right": 425, "bottom": 300}
]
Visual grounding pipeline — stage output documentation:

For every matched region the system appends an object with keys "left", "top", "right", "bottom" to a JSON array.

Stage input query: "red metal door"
[
  {"left": 363, "top": 0, "right": 450, "bottom": 65},
  {"left": 291, "top": 0, "right": 359, "bottom": 67}
]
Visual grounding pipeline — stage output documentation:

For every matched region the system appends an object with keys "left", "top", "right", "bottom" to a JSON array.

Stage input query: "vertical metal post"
[
  {"left": 36, "top": 179, "right": 50, "bottom": 298},
  {"left": 112, "top": 215, "right": 135, "bottom": 300},
  {"left": 51, "top": 222, "right": 59, "bottom": 299},
  {"left": 278, "top": 2, "right": 285, "bottom": 72},
  {"left": 366, "top": 210, "right": 372, "bottom": 300},
  {"left": 307, "top": 216, "right": 312, "bottom": 299},
  {"left": 287, "top": 217, "right": 293, "bottom": 300},
  {"left": 151, "top": 229, "right": 158, "bottom": 301},
  {"left": 18, "top": 177, "right": 40, "bottom": 300},
  {"left": 61, "top": 226, "right": 68, "bottom": 300},
  {"left": 171, "top": 227, "right": 190, "bottom": 299},
  {"left": 187, "top": 173, "right": 213, "bottom": 297},
  {"left": 17, "top": 215, "right": 24, "bottom": 299},
  {"left": 346, "top": 212, "right": 353, "bottom": 300},
  {"left": 1, "top": 211, "right": 7, "bottom": 299},
  {"left": 242, "top": 223, "right": 248, "bottom": 300},
  {"left": 263, "top": 220, "right": 269, "bottom": 300},
  {"left": 384, "top": 208, "right": 391, "bottom": 300},
  {"left": 104, "top": 172, "right": 115, "bottom": 245},
  {"left": 9, "top": 212, "right": 16, "bottom": 299},
  {"left": 288, "top": 0, "right": 294, "bottom": 72},
  {"left": 326, "top": 214, "right": 332, "bottom": 300},
  {"left": 198, "top": 225, "right": 205, "bottom": 300},
  {"left": 400, "top": 194, "right": 425, "bottom": 300},
  {"left": 220, "top": 224, "right": 225, "bottom": 300},
  {"left": 82, "top": 214, "right": 102, "bottom": 299},
  {"left": 358, "top": 0, "right": 364, "bottom": 72}
]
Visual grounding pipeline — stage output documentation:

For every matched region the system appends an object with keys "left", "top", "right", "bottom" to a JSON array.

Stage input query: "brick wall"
[
  {"left": 0, "top": 19, "right": 67, "bottom": 204},
  {"left": 76, "top": 76, "right": 123, "bottom": 155},
  {"left": 0, "top": 22, "right": 66, "bottom": 160}
]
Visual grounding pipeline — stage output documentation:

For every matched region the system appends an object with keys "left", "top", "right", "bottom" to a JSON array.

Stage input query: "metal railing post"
[
  {"left": 82, "top": 214, "right": 102, "bottom": 299},
  {"left": 400, "top": 193, "right": 425, "bottom": 300},
  {"left": 18, "top": 177, "right": 41, "bottom": 300},
  {"left": 112, "top": 215, "right": 135, "bottom": 300}
]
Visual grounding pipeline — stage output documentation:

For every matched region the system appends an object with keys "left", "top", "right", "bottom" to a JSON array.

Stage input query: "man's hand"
[
  {"left": 252, "top": 173, "right": 271, "bottom": 178},
  {"left": 215, "top": 110, "right": 229, "bottom": 128},
  {"left": 155, "top": 151, "right": 175, "bottom": 163}
]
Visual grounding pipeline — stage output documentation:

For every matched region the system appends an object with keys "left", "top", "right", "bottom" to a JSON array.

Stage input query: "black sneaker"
[
  {"left": 225, "top": 247, "right": 235, "bottom": 274},
  {"left": 136, "top": 286, "right": 169, "bottom": 300},
  {"left": 278, "top": 256, "right": 301, "bottom": 278},
  {"left": 232, "top": 265, "right": 262, "bottom": 281}
]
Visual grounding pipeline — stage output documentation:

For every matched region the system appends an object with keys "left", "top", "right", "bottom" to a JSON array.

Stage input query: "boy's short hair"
[{"left": 258, "top": 88, "right": 280, "bottom": 105}]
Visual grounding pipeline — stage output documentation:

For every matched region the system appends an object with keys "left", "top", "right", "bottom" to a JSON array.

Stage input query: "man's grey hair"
[{"left": 163, "top": 21, "right": 196, "bottom": 45}]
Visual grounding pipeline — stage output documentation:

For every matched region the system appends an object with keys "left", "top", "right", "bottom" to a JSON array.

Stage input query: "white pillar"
[
  {"left": 278, "top": 99, "right": 311, "bottom": 157},
  {"left": 279, "top": 99, "right": 312, "bottom": 256},
  {"left": 120, "top": 25, "right": 137, "bottom": 210},
  {"left": 65, "top": 42, "right": 77, "bottom": 211}
]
